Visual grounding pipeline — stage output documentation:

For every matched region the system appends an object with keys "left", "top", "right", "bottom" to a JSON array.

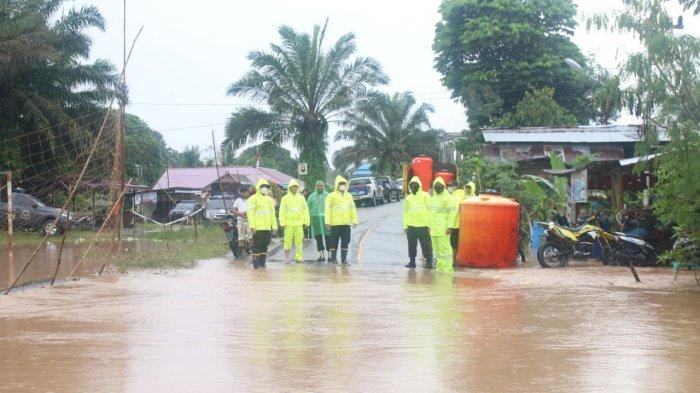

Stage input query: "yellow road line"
[{"left": 357, "top": 223, "right": 380, "bottom": 265}]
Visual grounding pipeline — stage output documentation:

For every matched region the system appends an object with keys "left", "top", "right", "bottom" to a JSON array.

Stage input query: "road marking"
[{"left": 357, "top": 223, "right": 381, "bottom": 265}]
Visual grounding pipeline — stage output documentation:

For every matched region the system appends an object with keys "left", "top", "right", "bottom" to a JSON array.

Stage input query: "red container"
[
  {"left": 434, "top": 171, "right": 454, "bottom": 186},
  {"left": 411, "top": 156, "right": 433, "bottom": 192},
  {"left": 456, "top": 194, "right": 520, "bottom": 268}
]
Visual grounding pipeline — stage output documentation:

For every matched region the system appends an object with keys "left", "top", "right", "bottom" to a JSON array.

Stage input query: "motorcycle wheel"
[{"left": 537, "top": 241, "right": 568, "bottom": 268}]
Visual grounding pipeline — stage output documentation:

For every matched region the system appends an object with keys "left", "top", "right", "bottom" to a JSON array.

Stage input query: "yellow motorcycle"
[{"left": 537, "top": 213, "right": 616, "bottom": 268}]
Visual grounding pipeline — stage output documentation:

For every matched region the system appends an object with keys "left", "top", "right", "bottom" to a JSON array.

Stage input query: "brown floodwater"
[{"left": 0, "top": 259, "right": 698, "bottom": 393}]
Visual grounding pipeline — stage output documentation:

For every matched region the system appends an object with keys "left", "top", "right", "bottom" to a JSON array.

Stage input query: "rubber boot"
[
  {"left": 423, "top": 258, "right": 434, "bottom": 270},
  {"left": 317, "top": 252, "right": 325, "bottom": 262},
  {"left": 260, "top": 254, "right": 267, "bottom": 268},
  {"left": 252, "top": 255, "right": 260, "bottom": 269},
  {"left": 405, "top": 260, "right": 417, "bottom": 268},
  {"left": 341, "top": 249, "right": 349, "bottom": 265},
  {"left": 330, "top": 250, "right": 337, "bottom": 264}
]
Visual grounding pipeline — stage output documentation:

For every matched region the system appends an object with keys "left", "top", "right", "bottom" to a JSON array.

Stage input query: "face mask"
[
  {"left": 338, "top": 185, "right": 346, "bottom": 192},
  {"left": 260, "top": 187, "right": 270, "bottom": 195}
]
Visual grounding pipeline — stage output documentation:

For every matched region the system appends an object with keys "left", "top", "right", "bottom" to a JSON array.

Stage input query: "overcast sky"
[{"left": 73, "top": 0, "right": 698, "bottom": 159}]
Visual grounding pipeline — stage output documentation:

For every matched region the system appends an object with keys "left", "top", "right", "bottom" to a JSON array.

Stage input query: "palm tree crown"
[
  {"left": 333, "top": 91, "right": 439, "bottom": 177},
  {"left": 224, "top": 21, "right": 388, "bottom": 183}
]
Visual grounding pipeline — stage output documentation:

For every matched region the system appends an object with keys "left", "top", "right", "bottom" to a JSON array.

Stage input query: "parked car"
[
  {"left": 395, "top": 178, "right": 404, "bottom": 198},
  {"left": 205, "top": 196, "right": 235, "bottom": 221},
  {"left": 0, "top": 190, "right": 75, "bottom": 235},
  {"left": 375, "top": 176, "right": 399, "bottom": 203},
  {"left": 169, "top": 200, "right": 203, "bottom": 223},
  {"left": 348, "top": 177, "right": 384, "bottom": 206}
]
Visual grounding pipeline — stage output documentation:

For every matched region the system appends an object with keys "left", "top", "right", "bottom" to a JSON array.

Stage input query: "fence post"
[{"left": 2, "top": 172, "right": 14, "bottom": 290}]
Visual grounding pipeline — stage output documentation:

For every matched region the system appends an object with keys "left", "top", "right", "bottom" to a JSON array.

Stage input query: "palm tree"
[
  {"left": 179, "top": 146, "right": 204, "bottom": 167},
  {"left": 0, "top": 0, "right": 117, "bottom": 185},
  {"left": 223, "top": 21, "right": 388, "bottom": 183},
  {"left": 333, "top": 92, "right": 439, "bottom": 178}
]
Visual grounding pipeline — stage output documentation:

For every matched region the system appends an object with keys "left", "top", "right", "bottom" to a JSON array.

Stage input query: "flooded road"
[{"left": 1, "top": 203, "right": 699, "bottom": 392}]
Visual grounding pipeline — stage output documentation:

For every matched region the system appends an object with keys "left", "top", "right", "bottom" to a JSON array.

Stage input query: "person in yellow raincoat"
[
  {"left": 324, "top": 175, "right": 359, "bottom": 265},
  {"left": 247, "top": 178, "right": 278, "bottom": 268},
  {"left": 279, "top": 179, "right": 310, "bottom": 263},
  {"left": 428, "top": 177, "right": 457, "bottom": 272},
  {"left": 450, "top": 181, "right": 476, "bottom": 263},
  {"left": 403, "top": 176, "right": 434, "bottom": 269}
]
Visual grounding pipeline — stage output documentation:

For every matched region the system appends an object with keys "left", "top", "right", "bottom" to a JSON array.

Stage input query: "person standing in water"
[
  {"left": 247, "top": 179, "right": 278, "bottom": 268},
  {"left": 324, "top": 175, "right": 358, "bottom": 265},
  {"left": 279, "top": 179, "right": 310, "bottom": 264},
  {"left": 428, "top": 177, "right": 457, "bottom": 272},
  {"left": 403, "top": 176, "right": 433, "bottom": 269},
  {"left": 307, "top": 180, "right": 331, "bottom": 262},
  {"left": 450, "top": 181, "right": 476, "bottom": 264}
]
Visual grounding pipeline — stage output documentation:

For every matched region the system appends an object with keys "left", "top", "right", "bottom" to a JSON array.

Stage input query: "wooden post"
[{"left": 3, "top": 172, "right": 14, "bottom": 290}]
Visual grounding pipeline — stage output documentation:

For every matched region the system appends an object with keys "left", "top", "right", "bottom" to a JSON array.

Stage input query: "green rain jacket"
[
  {"left": 279, "top": 179, "right": 310, "bottom": 227},
  {"left": 428, "top": 176, "right": 457, "bottom": 237},
  {"left": 307, "top": 185, "right": 329, "bottom": 236},
  {"left": 247, "top": 178, "right": 278, "bottom": 231},
  {"left": 453, "top": 181, "right": 477, "bottom": 229},
  {"left": 324, "top": 175, "right": 359, "bottom": 226},
  {"left": 402, "top": 176, "right": 431, "bottom": 229}
]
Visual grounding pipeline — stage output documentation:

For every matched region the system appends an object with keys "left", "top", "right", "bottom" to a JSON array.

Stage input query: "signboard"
[
  {"left": 570, "top": 169, "right": 588, "bottom": 203},
  {"left": 298, "top": 163, "right": 308, "bottom": 176},
  {"left": 135, "top": 191, "right": 158, "bottom": 205}
]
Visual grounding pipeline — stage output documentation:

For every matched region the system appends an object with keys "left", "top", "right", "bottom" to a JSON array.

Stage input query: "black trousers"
[
  {"left": 315, "top": 234, "right": 331, "bottom": 252},
  {"left": 252, "top": 230, "right": 272, "bottom": 255},
  {"left": 450, "top": 229, "right": 460, "bottom": 249},
  {"left": 407, "top": 226, "right": 433, "bottom": 262},
  {"left": 329, "top": 225, "right": 351, "bottom": 251}
]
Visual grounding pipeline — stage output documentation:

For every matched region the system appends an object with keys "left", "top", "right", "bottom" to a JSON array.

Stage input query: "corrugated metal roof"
[
  {"left": 481, "top": 125, "right": 667, "bottom": 143},
  {"left": 152, "top": 166, "right": 302, "bottom": 190}
]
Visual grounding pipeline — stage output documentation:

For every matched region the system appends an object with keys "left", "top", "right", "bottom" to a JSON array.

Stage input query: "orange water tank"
[
  {"left": 411, "top": 156, "right": 433, "bottom": 192},
  {"left": 434, "top": 171, "right": 454, "bottom": 186},
  {"left": 456, "top": 194, "right": 520, "bottom": 268}
]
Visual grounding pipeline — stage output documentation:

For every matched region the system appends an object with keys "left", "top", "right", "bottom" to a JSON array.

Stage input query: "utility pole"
[{"left": 116, "top": 0, "right": 127, "bottom": 259}]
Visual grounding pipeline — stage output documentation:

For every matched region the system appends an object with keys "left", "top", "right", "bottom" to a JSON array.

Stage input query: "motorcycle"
[
  {"left": 537, "top": 213, "right": 616, "bottom": 268},
  {"left": 606, "top": 232, "right": 658, "bottom": 267}
]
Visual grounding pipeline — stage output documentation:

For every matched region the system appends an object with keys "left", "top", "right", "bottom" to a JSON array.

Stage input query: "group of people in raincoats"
[
  {"left": 402, "top": 176, "right": 476, "bottom": 272},
  {"left": 241, "top": 175, "right": 358, "bottom": 268}
]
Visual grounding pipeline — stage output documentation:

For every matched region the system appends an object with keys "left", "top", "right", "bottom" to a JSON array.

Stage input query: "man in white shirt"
[{"left": 232, "top": 187, "right": 252, "bottom": 257}]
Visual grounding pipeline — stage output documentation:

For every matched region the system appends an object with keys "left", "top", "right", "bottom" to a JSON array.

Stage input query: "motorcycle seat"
[{"left": 558, "top": 224, "right": 587, "bottom": 232}]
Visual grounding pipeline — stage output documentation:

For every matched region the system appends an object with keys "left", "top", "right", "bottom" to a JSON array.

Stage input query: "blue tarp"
[{"left": 351, "top": 163, "right": 372, "bottom": 178}]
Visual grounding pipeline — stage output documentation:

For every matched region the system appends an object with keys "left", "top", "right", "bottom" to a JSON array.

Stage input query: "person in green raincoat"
[
  {"left": 450, "top": 181, "right": 476, "bottom": 263},
  {"left": 428, "top": 177, "right": 457, "bottom": 272},
  {"left": 307, "top": 180, "right": 331, "bottom": 262}
]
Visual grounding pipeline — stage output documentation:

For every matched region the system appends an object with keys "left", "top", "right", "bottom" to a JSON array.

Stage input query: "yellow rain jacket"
[
  {"left": 454, "top": 181, "right": 477, "bottom": 229},
  {"left": 247, "top": 178, "right": 278, "bottom": 231},
  {"left": 402, "top": 176, "right": 431, "bottom": 229},
  {"left": 279, "top": 179, "right": 310, "bottom": 227},
  {"left": 428, "top": 177, "right": 457, "bottom": 236},
  {"left": 324, "top": 175, "right": 359, "bottom": 226}
]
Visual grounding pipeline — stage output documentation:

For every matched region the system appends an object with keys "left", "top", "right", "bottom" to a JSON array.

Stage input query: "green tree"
[
  {"left": 433, "top": 0, "right": 597, "bottom": 128},
  {"left": 233, "top": 142, "right": 299, "bottom": 177},
  {"left": 497, "top": 87, "right": 577, "bottom": 127},
  {"left": 0, "top": 0, "right": 117, "bottom": 182},
  {"left": 332, "top": 92, "right": 439, "bottom": 177},
  {"left": 179, "top": 146, "right": 204, "bottom": 168},
  {"left": 223, "top": 21, "right": 388, "bottom": 184},
  {"left": 590, "top": 0, "right": 700, "bottom": 258},
  {"left": 124, "top": 114, "right": 167, "bottom": 186}
]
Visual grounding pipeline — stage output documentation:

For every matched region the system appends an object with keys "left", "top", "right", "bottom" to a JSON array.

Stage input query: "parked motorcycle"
[
  {"left": 606, "top": 232, "right": 658, "bottom": 267},
  {"left": 537, "top": 213, "right": 616, "bottom": 268}
]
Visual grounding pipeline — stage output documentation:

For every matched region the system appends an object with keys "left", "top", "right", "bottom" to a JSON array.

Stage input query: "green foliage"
[
  {"left": 234, "top": 142, "right": 299, "bottom": 177},
  {"left": 333, "top": 91, "right": 438, "bottom": 178},
  {"left": 590, "top": 0, "right": 700, "bottom": 259},
  {"left": 0, "top": 0, "right": 117, "bottom": 182},
  {"left": 224, "top": 21, "right": 388, "bottom": 184},
  {"left": 497, "top": 87, "right": 577, "bottom": 127},
  {"left": 433, "top": 0, "right": 597, "bottom": 128},
  {"left": 124, "top": 114, "right": 167, "bottom": 186}
]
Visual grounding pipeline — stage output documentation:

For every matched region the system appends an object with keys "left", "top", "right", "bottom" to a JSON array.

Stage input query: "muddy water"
[
  {"left": 0, "top": 239, "right": 156, "bottom": 290},
  {"left": 0, "top": 260, "right": 698, "bottom": 393}
]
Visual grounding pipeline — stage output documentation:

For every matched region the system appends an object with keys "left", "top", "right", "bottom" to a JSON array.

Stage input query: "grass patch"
[{"left": 117, "top": 224, "right": 229, "bottom": 271}]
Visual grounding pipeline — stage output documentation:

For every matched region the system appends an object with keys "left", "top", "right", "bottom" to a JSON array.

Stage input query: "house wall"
[{"left": 483, "top": 143, "right": 630, "bottom": 163}]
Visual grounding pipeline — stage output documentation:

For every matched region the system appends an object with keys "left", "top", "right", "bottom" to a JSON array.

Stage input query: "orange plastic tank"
[
  {"left": 456, "top": 194, "right": 520, "bottom": 268},
  {"left": 411, "top": 156, "right": 433, "bottom": 192},
  {"left": 434, "top": 171, "right": 454, "bottom": 186}
]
